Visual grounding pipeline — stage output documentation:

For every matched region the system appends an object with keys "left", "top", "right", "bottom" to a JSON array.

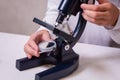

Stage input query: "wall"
[{"left": 0, "top": 0, "right": 47, "bottom": 35}]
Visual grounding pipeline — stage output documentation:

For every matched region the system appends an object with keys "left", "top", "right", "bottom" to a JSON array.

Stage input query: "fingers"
[
  {"left": 80, "top": 2, "right": 119, "bottom": 26},
  {"left": 27, "top": 53, "right": 32, "bottom": 59},
  {"left": 81, "top": 4, "right": 108, "bottom": 25},
  {"left": 82, "top": 12, "right": 105, "bottom": 25},
  {"left": 24, "top": 30, "right": 52, "bottom": 59},
  {"left": 82, "top": 10, "right": 112, "bottom": 26},
  {"left": 29, "top": 40, "right": 39, "bottom": 51},
  {"left": 24, "top": 40, "right": 40, "bottom": 59},
  {"left": 83, "top": 9, "right": 106, "bottom": 19},
  {"left": 81, "top": 4, "right": 107, "bottom": 11}
]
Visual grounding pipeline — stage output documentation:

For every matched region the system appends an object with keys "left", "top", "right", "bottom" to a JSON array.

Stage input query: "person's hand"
[
  {"left": 24, "top": 30, "right": 52, "bottom": 59},
  {"left": 81, "top": 0, "right": 119, "bottom": 28}
]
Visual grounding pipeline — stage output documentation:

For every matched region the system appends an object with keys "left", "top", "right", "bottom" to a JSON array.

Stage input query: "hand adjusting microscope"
[{"left": 16, "top": 0, "right": 95, "bottom": 80}]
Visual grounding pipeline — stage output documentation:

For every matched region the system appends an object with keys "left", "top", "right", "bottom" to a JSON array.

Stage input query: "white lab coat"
[{"left": 38, "top": 0, "right": 120, "bottom": 47}]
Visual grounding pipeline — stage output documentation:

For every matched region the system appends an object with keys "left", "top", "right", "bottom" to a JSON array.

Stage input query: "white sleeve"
[
  {"left": 37, "top": 0, "right": 61, "bottom": 39},
  {"left": 107, "top": 8, "right": 120, "bottom": 44}
]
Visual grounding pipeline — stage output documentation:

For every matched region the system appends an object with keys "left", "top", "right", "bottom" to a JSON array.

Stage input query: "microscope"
[{"left": 16, "top": 0, "right": 95, "bottom": 80}]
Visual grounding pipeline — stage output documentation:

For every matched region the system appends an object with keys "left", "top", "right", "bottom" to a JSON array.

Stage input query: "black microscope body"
[{"left": 16, "top": 0, "right": 95, "bottom": 80}]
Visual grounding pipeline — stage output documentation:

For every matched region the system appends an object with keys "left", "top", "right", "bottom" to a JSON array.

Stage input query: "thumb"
[
  {"left": 43, "top": 35, "right": 52, "bottom": 41},
  {"left": 97, "top": 0, "right": 108, "bottom": 4},
  {"left": 42, "top": 31, "right": 52, "bottom": 41}
]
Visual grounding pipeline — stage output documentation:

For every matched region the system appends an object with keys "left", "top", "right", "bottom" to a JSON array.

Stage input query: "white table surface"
[{"left": 0, "top": 32, "right": 120, "bottom": 80}]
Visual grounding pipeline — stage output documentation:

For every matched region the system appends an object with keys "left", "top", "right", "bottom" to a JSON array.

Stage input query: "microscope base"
[{"left": 16, "top": 51, "right": 79, "bottom": 80}]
